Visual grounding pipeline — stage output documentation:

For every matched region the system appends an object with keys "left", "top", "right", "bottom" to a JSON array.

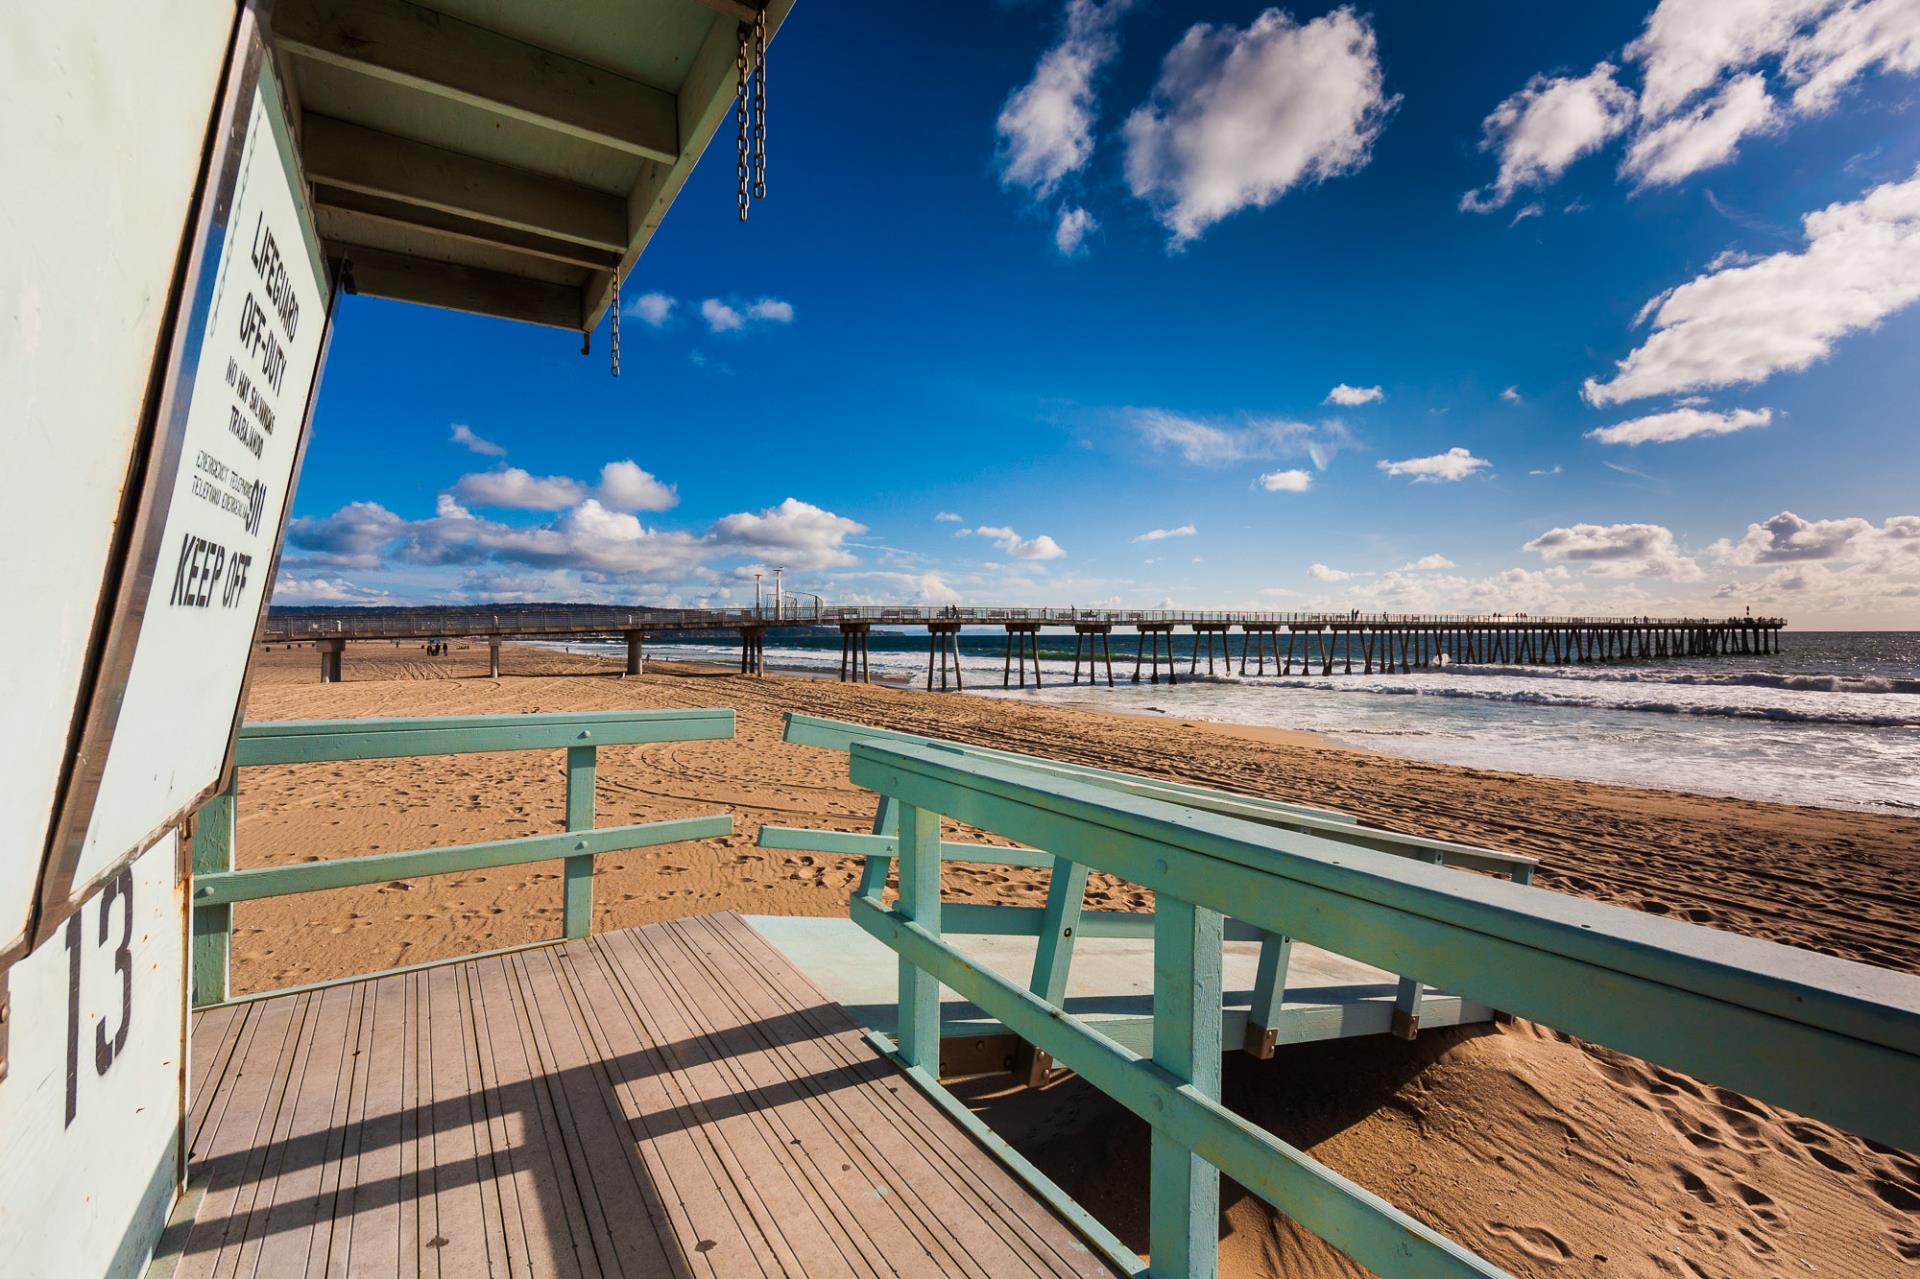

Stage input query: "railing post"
[
  {"left": 191, "top": 773, "right": 238, "bottom": 1008},
  {"left": 1391, "top": 849, "right": 1447, "bottom": 1039},
  {"left": 896, "top": 803, "right": 942, "bottom": 1071},
  {"left": 1151, "top": 896, "right": 1222, "bottom": 1279},
  {"left": 1241, "top": 931, "right": 1294, "bottom": 1058},
  {"left": 855, "top": 794, "right": 898, "bottom": 899},
  {"left": 563, "top": 744, "right": 596, "bottom": 938},
  {"left": 1014, "top": 855, "right": 1090, "bottom": 1086}
]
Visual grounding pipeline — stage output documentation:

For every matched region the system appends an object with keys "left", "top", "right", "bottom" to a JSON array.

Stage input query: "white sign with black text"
[{"left": 70, "top": 72, "right": 328, "bottom": 890}]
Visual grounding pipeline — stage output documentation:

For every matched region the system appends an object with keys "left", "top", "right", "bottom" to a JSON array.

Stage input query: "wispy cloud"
[
  {"left": 700, "top": 296, "right": 796, "bottom": 334},
  {"left": 1587, "top": 406, "right": 1772, "bottom": 445},
  {"left": 1132, "top": 408, "right": 1350, "bottom": 468},
  {"left": 450, "top": 424, "right": 506, "bottom": 457},
  {"left": 1132, "top": 524, "right": 1197, "bottom": 543},
  {"left": 1324, "top": 383, "right": 1384, "bottom": 406}
]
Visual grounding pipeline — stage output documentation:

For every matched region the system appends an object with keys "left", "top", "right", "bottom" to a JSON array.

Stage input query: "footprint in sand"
[
  {"left": 1486, "top": 1221, "right": 1572, "bottom": 1263},
  {"left": 1677, "top": 1168, "right": 1718, "bottom": 1204}
]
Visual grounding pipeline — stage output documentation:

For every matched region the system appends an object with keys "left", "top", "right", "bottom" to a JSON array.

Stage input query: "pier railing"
[
  {"left": 261, "top": 603, "right": 1788, "bottom": 641},
  {"left": 188, "top": 710, "right": 734, "bottom": 1007},
  {"left": 833, "top": 735, "right": 1920, "bottom": 1279}
]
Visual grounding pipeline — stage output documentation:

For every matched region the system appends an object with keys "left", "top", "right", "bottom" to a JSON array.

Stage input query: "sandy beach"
[{"left": 233, "top": 641, "right": 1920, "bottom": 1276}]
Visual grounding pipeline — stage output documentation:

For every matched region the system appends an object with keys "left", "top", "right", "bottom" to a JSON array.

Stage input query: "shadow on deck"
[{"left": 180, "top": 913, "right": 1114, "bottom": 1278}]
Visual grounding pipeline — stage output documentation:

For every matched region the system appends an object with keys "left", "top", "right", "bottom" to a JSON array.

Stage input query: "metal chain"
[
  {"left": 735, "top": 23, "right": 750, "bottom": 221},
  {"left": 752, "top": 8, "right": 767, "bottom": 200},
  {"left": 610, "top": 264, "right": 621, "bottom": 377}
]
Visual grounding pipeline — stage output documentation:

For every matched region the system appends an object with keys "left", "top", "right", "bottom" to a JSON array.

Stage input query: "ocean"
[{"left": 556, "top": 628, "right": 1920, "bottom": 816}]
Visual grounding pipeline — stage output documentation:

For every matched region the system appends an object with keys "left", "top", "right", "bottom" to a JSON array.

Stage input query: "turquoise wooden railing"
[
  {"left": 189, "top": 710, "right": 734, "bottom": 1008},
  {"left": 825, "top": 733, "right": 1920, "bottom": 1279},
  {"left": 761, "top": 713, "right": 1537, "bottom": 1071}
]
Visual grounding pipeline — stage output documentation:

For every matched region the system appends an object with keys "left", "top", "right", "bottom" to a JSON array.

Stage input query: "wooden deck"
[{"left": 180, "top": 913, "right": 1113, "bottom": 1278}]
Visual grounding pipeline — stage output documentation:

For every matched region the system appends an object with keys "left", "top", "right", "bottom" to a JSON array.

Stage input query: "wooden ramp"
[{"left": 181, "top": 913, "right": 1113, "bottom": 1278}]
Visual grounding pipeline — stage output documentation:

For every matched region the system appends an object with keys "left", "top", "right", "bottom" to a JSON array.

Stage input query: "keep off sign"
[{"left": 51, "top": 55, "right": 330, "bottom": 909}]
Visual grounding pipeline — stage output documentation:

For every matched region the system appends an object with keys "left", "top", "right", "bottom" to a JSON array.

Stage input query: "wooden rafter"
[{"left": 274, "top": 0, "right": 678, "bottom": 162}]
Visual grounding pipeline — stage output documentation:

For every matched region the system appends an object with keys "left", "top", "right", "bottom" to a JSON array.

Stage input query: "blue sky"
[{"left": 280, "top": 1, "right": 1920, "bottom": 626}]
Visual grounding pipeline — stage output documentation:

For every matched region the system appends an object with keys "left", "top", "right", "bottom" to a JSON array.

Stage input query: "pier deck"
[
  {"left": 179, "top": 913, "right": 1113, "bottom": 1279},
  {"left": 747, "top": 916, "right": 1492, "bottom": 1067}
]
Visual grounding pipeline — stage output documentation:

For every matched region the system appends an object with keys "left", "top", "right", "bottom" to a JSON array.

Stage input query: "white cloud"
[
  {"left": 1122, "top": 6, "right": 1396, "bottom": 244},
  {"left": 1621, "top": 72, "right": 1777, "bottom": 186},
  {"left": 596, "top": 460, "right": 679, "bottom": 511},
  {"left": 1055, "top": 206, "right": 1098, "bottom": 256},
  {"left": 1586, "top": 405, "right": 1772, "bottom": 445},
  {"left": 452, "top": 466, "right": 586, "bottom": 511},
  {"left": 450, "top": 423, "right": 506, "bottom": 457},
  {"left": 1510, "top": 202, "right": 1544, "bottom": 226},
  {"left": 271, "top": 574, "right": 390, "bottom": 603},
  {"left": 1259, "top": 468, "right": 1313, "bottom": 492},
  {"left": 1377, "top": 447, "right": 1491, "bottom": 482},
  {"left": 700, "top": 296, "right": 794, "bottom": 334},
  {"left": 1132, "top": 408, "right": 1347, "bottom": 467},
  {"left": 626, "top": 292, "right": 675, "bottom": 327},
  {"left": 1500, "top": 385, "right": 1523, "bottom": 403},
  {"left": 708, "top": 498, "right": 868, "bottom": 570},
  {"left": 1585, "top": 166, "right": 1920, "bottom": 404},
  {"left": 934, "top": 511, "right": 964, "bottom": 522},
  {"left": 1524, "top": 521, "right": 1702, "bottom": 579},
  {"left": 1324, "top": 382, "right": 1384, "bottom": 405},
  {"left": 834, "top": 570, "right": 963, "bottom": 605},
  {"left": 1628, "top": 0, "right": 1825, "bottom": 121},
  {"left": 1472, "top": 0, "right": 1920, "bottom": 204},
  {"left": 1785, "top": 0, "right": 1920, "bottom": 113},
  {"left": 1132, "top": 524, "right": 1197, "bottom": 543},
  {"left": 1529, "top": 464, "right": 1564, "bottom": 476},
  {"left": 1400, "top": 554, "right": 1457, "bottom": 570},
  {"left": 1308, "top": 563, "right": 1357, "bottom": 581},
  {"left": 997, "top": 0, "right": 1130, "bottom": 200},
  {"left": 1460, "top": 63, "right": 1635, "bottom": 212},
  {"left": 1715, "top": 508, "right": 1920, "bottom": 564},
  {"left": 287, "top": 501, "right": 412, "bottom": 568},
  {"left": 968, "top": 525, "right": 1067, "bottom": 560}
]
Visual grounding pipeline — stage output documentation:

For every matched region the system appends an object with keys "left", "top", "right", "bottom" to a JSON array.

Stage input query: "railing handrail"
[
  {"left": 782, "top": 713, "right": 1537, "bottom": 874},
  {"left": 843, "top": 737, "right": 1920, "bottom": 1278},
  {"left": 236, "top": 708, "right": 733, "bottom": 764}
]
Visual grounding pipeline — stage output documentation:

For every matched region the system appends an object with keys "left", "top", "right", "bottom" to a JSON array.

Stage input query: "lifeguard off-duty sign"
[{"left": 51, "top": 53, "right": 331, "bottom": 915}]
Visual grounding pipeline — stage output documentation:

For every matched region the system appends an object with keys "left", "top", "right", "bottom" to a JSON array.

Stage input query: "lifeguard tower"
[{"left": 5, "top": 5, "right": 1919, "bottom": 1279}]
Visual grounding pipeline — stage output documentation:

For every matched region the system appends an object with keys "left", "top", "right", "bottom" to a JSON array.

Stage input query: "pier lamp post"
[
  {"left": 774, "top": 566, "right": 784, "bottom": 620},
  {"left": 754, "top": 571, "right": 763, "bottom": 618}
]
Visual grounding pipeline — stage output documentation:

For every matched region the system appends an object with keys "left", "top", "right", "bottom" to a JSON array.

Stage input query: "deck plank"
[
  {"left": 182, "top": 914, "right": 1117, "bottom": 1278},
  {"left": 683, "top": 910, "right": 1113, "bottom": 1267}
]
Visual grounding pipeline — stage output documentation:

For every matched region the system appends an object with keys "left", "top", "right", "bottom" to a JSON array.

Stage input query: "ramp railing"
[
  {"left": 840, "top": 736, "right": 1920, "bottom": 1279},
  {"left": 189, "top": 710, "right": 734, "bottom": 1007},
  {"left": 760, "top": 714, "right": 1537, "bottom": 1069}
]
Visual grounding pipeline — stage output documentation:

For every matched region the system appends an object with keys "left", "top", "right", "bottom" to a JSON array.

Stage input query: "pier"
[{"left": 266, "top": 604, "right": 1787, "bottom": 687}]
